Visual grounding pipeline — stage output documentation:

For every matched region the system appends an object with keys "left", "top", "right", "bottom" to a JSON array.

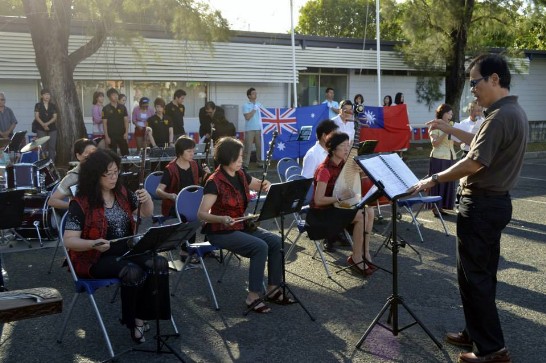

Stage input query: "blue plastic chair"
[
  {"left": 284, "top": 165, "right": 302, "bottom": 182},
  {"left": 277, "top": 157, "right": 299, "bottom": 182},
  {"left": 47, "top": 183, "right": 68, "bottom": 274},
  {"left": 171, "top": 186, "right": 220, "bottom": 310},
  {"left": 144, "top": 171, "right": 171, "bottom": 225},
  {"left": 283, "top": 175, "right": 335, "bottom": 278},
  {"left": 56, "top": 212, "right": 120, "bottom": 359},
  {"left": 396, "top": 193, "right": 449, "bottom": 242}
]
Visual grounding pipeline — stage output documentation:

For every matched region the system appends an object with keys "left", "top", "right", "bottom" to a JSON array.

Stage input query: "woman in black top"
[{"left": 33, "top": 89, "right": 58, "bottom": 161}]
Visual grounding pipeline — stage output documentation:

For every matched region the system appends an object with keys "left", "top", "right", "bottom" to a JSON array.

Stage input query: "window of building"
[
  {"left": 130, "top": 81, "right": 206, "bottom": 117},
  {"left": 296, "top": 69, "right": 348, "bottom": 107},
  {"left": 76, "top": 80, "right": 126, "bottom": 118}
]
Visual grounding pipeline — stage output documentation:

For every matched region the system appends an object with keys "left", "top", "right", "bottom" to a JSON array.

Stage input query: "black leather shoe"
[
  {"left": 323, "top": 240, "right": 336, "bottom": 253},
  {"left": 458, "top": 348, "right": 511, "bottom": 363},
  {"left": 446, "top": 331, "right": 473, "bottom": 348}
]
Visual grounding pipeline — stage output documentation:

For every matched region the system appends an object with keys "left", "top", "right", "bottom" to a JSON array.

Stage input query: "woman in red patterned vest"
[
  {"left": 198, "top": 137, "right": 294, "bottom": 313},
  {"left": 63, "top": 149, "right": 170, "bottom": 344}
]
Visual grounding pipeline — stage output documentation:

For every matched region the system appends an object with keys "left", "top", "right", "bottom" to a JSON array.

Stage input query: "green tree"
[
  {"left": 3, "top": 0, "right": 229, "bottom": 165},
  {"left": 296, "top": 0, "right": 404, "bottom": 41}
]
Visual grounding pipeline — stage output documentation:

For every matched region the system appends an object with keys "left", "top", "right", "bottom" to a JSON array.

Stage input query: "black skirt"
[{"left": 305, "top": 206, "right": 357, "bottom": 241}]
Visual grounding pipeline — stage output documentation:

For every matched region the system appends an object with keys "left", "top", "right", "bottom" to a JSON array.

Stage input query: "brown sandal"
[
  {"left": 267, "top": 290, "right": 296, "bottom": 305},
  {"left": 246, "top": 299, "right": 271, "bottom": 313}
]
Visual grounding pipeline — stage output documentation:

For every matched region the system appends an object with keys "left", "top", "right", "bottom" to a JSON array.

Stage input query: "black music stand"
[
  {"left": 244, "top": 178, "right": 315, "bottom": 320},
  {"left": 113, "top": 221, "right": 201, "bottom": 363},
  {"left": 353, "top": 154, "right": 442, "bottom": 350},
  {"left": 6, "top": 131, "right": 27, "bottom": 153}
]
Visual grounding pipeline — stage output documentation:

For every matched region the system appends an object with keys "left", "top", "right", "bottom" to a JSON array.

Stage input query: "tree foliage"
[
  {"left": 1, "top": 0, "right": 230, "bottom": 165},
  {"left": 296, "top": 0, "right": 404, "bottom": 41}
]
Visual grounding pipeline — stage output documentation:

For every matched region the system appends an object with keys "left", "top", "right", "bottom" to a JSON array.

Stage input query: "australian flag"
[{"left": 261, "top": 104, "right": 329, "bottom": 160}]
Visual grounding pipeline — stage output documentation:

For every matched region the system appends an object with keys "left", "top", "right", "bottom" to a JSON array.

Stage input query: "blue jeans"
[
  {"left": 207, "top": 227, "right": 282, "bottom": 293},
  {"left": 457, "top": 195, "right": 512, "bottom": 355}
]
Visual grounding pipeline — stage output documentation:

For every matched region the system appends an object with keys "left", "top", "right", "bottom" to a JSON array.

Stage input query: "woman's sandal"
[
  {"left": 142, "top": 321, "right": 150, "bottom": 332},
  {"left": 246, "top": 299, "right": 271, "bottom": 314},
  {"left": 267, "top": 290, "right": 297, "bottom": 305},
  {"left": 131, "top": 324, "right": 146, "bottom": 344}
]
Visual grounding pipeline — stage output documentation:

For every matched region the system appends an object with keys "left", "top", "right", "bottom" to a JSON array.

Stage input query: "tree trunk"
[
  {"left": 23, "top": 0, "right": 108, "bottom": 167},
  {"left": 444, "top": 0, "right": 475, "bottom": 122}
]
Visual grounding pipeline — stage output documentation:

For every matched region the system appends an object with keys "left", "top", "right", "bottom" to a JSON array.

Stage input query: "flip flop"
[
  {"left": 267, "top": 290, "right": 297, "bottom": 305},
  {"left": 246, "top": 299, "right": 271, "bottom": 314}
]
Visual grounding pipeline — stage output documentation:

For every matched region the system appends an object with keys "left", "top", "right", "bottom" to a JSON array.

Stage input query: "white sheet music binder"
[{"left": 356, "top": 153, "right": 419, "bottom": 202}]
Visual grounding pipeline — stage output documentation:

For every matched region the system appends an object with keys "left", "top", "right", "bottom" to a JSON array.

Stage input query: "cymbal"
[{"left": 20, "top": 136, "right": 50, "bottom": 153}]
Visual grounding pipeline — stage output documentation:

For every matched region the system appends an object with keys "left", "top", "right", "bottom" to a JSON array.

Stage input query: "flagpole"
[
  {"left": 376, "top": 0, "right": 381, "bottom": 106},
  {"left": 290, "top": 0, "right": 298, "bottom": 108}
]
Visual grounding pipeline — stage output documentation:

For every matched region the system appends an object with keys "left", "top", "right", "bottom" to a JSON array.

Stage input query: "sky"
[{"left": 205, "top": 0, "right": 309, "bottom": 33}]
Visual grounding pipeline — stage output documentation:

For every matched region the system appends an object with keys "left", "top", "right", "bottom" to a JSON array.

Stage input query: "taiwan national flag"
[
  {"left": 261, "top": 104, "right": 329, "bottom": 160},
  {"left": 359, "top": 104, "right": 411, "bottom": 152}
]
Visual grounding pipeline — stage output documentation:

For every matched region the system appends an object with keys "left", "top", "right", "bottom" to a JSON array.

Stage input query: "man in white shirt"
[
  {"left": 301, "top": 119, "right": 339, "bottom": 178},
  {"left": 331, "top": 100, "right": 356, "bottom": 144},
  {"left": 453, "top": 101, "right": 484, "bottom": 155},
  {"left": 322, "top": 87, "right": 340, "bottom": 119}
]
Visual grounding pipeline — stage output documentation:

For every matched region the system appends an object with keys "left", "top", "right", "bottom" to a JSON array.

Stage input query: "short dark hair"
[
  {"left": 339, "top": 99, "right": 353, "bottom": 109},
  {"left": 468, "top": 54, "right": 511, "bottom": 90},
  {"left": 246, "top": 87, "right": 256, "bottom": 97},
  {"left": 73, "top": 138, "right": 96, "bottom": 158},
  {"left": 325, "top": 87, "right": 334, "bottom": 94},
  {"left": 316, "top": 119, "right": 339, "bottom": 139},
  {"left": 40, "top": 89, "right": 50, "bottom": 95},
  {"left": 214, "top": 137, "right": 243, "bottom": 166},
  {"left": 119, "top": 93, "right": 126, "bottom": 100},
  {"left": 154, "top": 97, "right": 165, "bottom": 108},
  {"left": 77, "top": 149, "right": 123, "bottom": 209},
  {"left": 205, "top": 101, "right": 216, "bottom": 110},
  {"left": 435, "top": 103, "right": 453, "bottom": 119},
  {"left": 173, "top": 89, "right": 186, "bottom": 99},
  {"left": 174, "top": 136, "right": 196, "bottom": 157},
  {"left": 325, "top": 132, "right": 350, "bottom": 156},
  {"left": 106, "top": 88, "right": 118, "bottom": 98},
  {"left": 92, "top": 91, "right": 104, "bottom": 105}
]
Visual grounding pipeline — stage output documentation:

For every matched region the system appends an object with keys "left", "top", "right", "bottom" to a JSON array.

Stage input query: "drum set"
[{"left": 0, "top": 135, "right": 61, "bottom": 243}]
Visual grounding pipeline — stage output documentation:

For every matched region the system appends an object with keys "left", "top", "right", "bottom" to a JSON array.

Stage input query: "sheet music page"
[{"left": 359, "top": 153, "right": 419, "bottom": 199}]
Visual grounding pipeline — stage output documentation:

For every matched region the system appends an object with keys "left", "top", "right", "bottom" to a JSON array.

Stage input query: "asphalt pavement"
[{"left": 0, "top": 155, "right": 545, "bottom": 363}]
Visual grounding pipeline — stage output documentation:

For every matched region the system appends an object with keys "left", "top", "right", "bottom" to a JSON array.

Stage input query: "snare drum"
[
  {"left": 14, "top": 193, "right": 58, "bottom": 240},
  {"left": 35, "top": 159, "right": 60, "bottom": 190},
  {"left": 6, "top": 163, "right": 39, "bottom": 191}
]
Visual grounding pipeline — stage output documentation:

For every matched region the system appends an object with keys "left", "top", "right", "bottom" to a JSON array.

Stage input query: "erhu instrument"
[
  {"left": 245, "top": 131, "right": 278, "bottom": 231},
  {"left": 133, "top": 132, "right": 149, "bottom": 234}
]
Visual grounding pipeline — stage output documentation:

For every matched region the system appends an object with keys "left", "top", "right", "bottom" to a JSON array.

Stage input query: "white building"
[{"left": 1, "top": 17, "right": 545, "bottom": 142}]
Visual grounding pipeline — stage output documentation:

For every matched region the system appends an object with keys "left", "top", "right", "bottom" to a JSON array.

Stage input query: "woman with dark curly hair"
[
  {"left": 63, "top": 149, "right": 169, "bottom": 344},
  {"left": 198, "top": 137, "right": 291, "bottom": 314}
]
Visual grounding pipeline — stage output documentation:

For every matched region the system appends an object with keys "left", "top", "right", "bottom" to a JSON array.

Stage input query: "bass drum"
[{"left": 14, "top": 193, "right": 59, "bottom": 240}]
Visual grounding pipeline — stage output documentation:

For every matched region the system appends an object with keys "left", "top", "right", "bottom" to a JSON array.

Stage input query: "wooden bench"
[{"left": 0, "top": 287, "right": 62, "bottom": 323}]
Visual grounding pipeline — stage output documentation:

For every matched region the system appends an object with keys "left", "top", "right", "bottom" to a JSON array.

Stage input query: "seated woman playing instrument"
[
  {"left": 63, "top": 149, "right": 171, "bottom": 344},
  {"left": 197, "top": 137, "right": 294, "bottom": 313},
  {"left": 305, "top": 132, "right": 376, "bottom": 276}
]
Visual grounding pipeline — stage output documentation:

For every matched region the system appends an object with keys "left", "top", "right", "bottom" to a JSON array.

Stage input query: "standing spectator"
[
  {"left": 146, "top": 98, "right": 173, "bottom": 148},
  {"left": 91, "top": 91, "right": 105, "bottom": 148},
  {"left": 428, "top": 103, "right": 456, "bottom": 216},
  {"left": 452, "top": 101, "right": 484, "bottom": 156},
  {"left": 331, "top": 100, "right": 356, "bottom": 144},
  {"left": 199, "top": 102, "right": 235, "bottom": 144},
  {"left": 394, "top": 92, "right": 404, "bottom": 105},
  {"left": 33, "top": 89, "right": 58, "bottom": 161},
  {"left": 323, "top": 87, "right": 340, "bottom": 119},
  {"left": 165, "top": 89, "right": 187, "bottom": 140},
  {"left": 383, "top": 95, "right": 393, "bottom": 107},
  {"left": 353, "top": 93, "right": 366, "bottom": 124},
  {"left": 102, "top": 88, "right": 129, "bottom": 156},
  {"left": 118, "top": 94, "right": 127, "bottom": 106},
  {"left": 412, "top": 53, "right": 527, "bottom": 363},
  {"left": 242, "top": 88, "right": 263, "bottom": 169},
  {"left": 131, "top": 97, "right": 154, "bottom": 153},
  {"left": 0, "top": 92, "right": 18, "bottom": 138}
]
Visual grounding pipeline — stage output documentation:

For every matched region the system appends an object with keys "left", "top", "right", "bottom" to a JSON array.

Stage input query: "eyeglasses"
[
  {"left": 102, "top": 170, "right": 120, "bottom": 178},
  {"left": 342, "top": 109, "right": 354, "bottom": 114},
  {"left": 470, "top": 76, "right": 488, "bottom": 88}
]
